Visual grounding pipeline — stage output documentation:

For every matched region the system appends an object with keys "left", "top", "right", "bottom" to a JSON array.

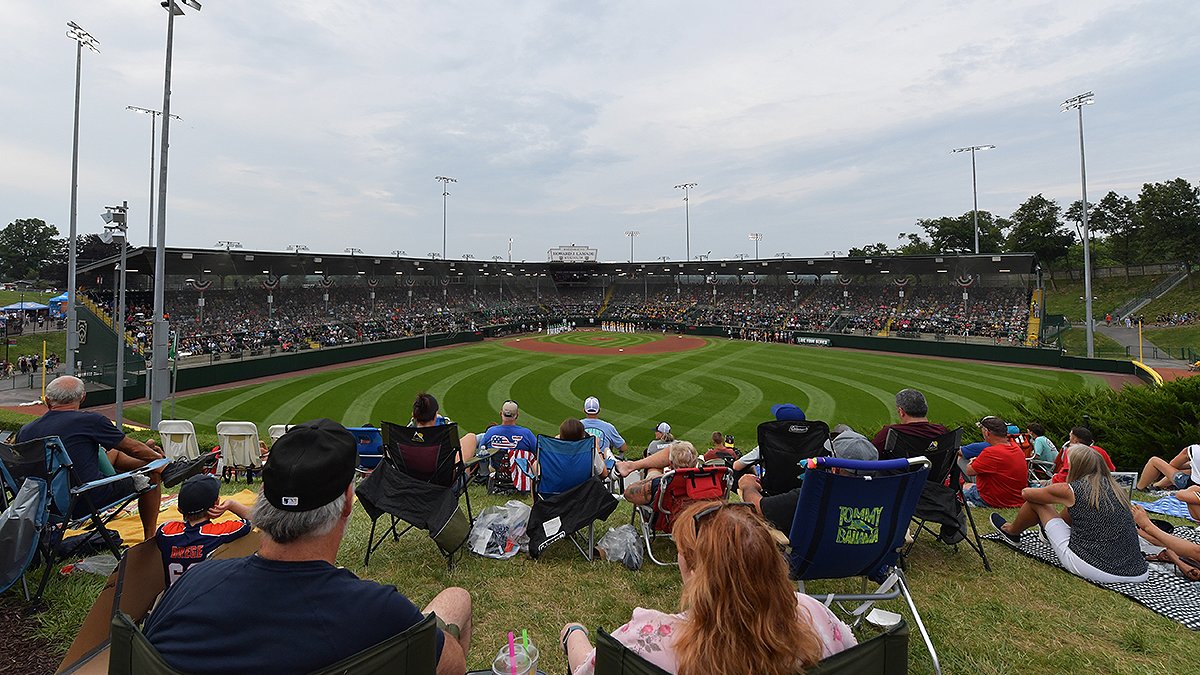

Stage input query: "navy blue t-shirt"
[
  {"left": 17, "top": 409, "right": 126, "bottom": 482},
  {"left": 144, "top": 555, "right": 444, "bottom": 673}
]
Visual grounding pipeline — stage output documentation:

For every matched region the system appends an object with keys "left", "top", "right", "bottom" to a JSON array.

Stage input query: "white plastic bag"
[
  {"left": 467, "top": 500, "right": 531, "bottom": 559},
  {"left": 597, "top": 524, "right": 643, "bottom": 570}
]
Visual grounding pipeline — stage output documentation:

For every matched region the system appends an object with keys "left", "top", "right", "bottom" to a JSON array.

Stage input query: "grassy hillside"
[{"left": 1042, "top": 274, "right": 1164, "bottom": 322}]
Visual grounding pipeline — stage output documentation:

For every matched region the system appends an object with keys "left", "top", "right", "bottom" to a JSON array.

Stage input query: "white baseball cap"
[
  {"left": 583, "top": 396, "right": 600, "bottom": 414},
  {"left": 655, "top": 422, "right": 671, "bottom": 434}
]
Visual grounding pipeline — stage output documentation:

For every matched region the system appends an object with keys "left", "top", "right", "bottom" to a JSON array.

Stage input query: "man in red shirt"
[
  {"left": 1050, "top": 426, "right": 1115, "bottom": 484},
  {"left": 962, "top": 416, "right": 1027, "bottom": 508}
]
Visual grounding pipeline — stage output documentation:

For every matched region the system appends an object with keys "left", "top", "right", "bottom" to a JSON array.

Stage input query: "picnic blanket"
[
  {"left": 984, "top": 527, "right": 1200, "bottom": 630},
  {"left": 1133, "top": 495, "right": 1197, "bottom": 522},
  {"left": 67, "top": 489, "right": 258, "bottom": 546}
]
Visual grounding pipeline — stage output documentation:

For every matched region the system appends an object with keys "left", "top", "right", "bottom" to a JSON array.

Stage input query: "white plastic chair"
[
  {"left": 157, "top": 420, "right": 201, "bottom": 460},
  {"left": 216, "top": 421, "right": 262, "bottom": 481},
  {"left": 267, "top": 424, "right": 293, "bottom": 445}
]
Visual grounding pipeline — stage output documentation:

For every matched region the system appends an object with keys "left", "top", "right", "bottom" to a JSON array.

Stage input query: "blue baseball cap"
[{"left": 771, "top": 403, "right": 806, "bottom": 421}]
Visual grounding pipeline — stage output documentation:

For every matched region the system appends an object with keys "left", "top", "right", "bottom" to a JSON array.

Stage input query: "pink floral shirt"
[{"left": 571, "top": 593, "right": 857, "bottom": 675}]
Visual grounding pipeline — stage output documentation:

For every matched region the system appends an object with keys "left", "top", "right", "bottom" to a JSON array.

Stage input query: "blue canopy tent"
[
  {"left": 2, "top": 302, "right": 50, "bottom": 311},
  {"left": 48, "top": 293, "right": 68, "bottom": 318}
]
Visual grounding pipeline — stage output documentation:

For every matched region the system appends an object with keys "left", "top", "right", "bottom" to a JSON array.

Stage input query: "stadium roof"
[{"left": 79, "top": 247, "right": 1040, "bottom": 281}]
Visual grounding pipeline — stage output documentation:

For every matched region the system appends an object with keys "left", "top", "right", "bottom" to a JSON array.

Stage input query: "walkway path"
[{"left": 1095, "top": 324, "right": 1186, "bottom": 369}]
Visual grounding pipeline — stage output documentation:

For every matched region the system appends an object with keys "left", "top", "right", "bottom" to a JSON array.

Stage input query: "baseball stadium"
[{"left": 5, "top": 3, "right": 1200, "bottom": 675}]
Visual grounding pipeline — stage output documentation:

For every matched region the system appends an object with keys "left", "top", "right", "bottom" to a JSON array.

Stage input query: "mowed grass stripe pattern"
[
  {"left": 539, "top": 332, "right": 660, "bottom": 348},
  {"left": 125, "top": 336, "right": 1102, "bottom": 444}
]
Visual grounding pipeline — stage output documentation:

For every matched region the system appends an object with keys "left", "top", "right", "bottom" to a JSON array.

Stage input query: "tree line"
[
  {"left": 0, "top": 218, "right": 123, "bottom": 286},
  {"left": 849, "top": 176, "right": 1200, "bottom": 281}
]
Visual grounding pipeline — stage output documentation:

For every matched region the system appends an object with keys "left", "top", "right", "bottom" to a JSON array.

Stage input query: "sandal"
[{"left": 1144, "top": 550, "right": 1172, "bottom": 563}]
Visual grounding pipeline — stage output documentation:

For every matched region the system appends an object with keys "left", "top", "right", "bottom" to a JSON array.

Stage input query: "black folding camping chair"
[
  {"left": 752, "top": 418, "right": 831, "bottom": 495},
  {"left": 884, "top": 427, "right": 990, "bottom": 572},
  {"left": 357, "top": 422, "right": 478, "bottom": 569}
]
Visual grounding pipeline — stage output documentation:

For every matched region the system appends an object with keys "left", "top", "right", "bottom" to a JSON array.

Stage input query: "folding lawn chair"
[
  {"left": 357, "top": 422, "right": 477, "bottom": 569},
  {"left": 593, "top": 618, "right": 910, "bottom": 674},
  {"left": 216, "top": 421, "right": 262, "bottom": 483},
  {"left": 156, "top": 421, "right": 200, "bottom": 461},
  {"left": 525, "top": 435, "right": 618, "bottom": 560},
  {"left": 788, "top": 455, "right": 940, "bottom": 674},
  {"left": 752, "top": 418, "right": 831, "bottom": 496},
  {"left": 0, "top": 477, "right": 48, "bottom": 601},
  {"left": 885, "top": 427, "right": 991, "bottom": 572},
  {"left": 267, "top": 424, "right": 293, "bottom": 444},
  {"left": 109, "top": 610, "right": 439, "bottom": 675},
  {"left": 347, "top": 425, "right": 384, "bottom": 477},
  {"left": 0, "top": 435, "right": 168, "bottom": 605},
  {"left": 632, "top": 465, "right": 731, "bottom": 566}
]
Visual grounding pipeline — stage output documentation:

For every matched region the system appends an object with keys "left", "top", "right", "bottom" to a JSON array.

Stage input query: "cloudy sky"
[{"left": 2, "top": 1, "right": 1198, "bottom": 263}]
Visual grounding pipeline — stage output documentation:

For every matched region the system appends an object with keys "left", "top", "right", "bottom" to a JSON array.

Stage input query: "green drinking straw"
[{"left": 522, "top": 629, "right": 529, "bottom": 652}]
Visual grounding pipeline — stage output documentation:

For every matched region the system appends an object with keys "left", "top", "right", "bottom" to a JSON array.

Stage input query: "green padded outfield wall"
[{"left": 76, "top": 305, "right": 145, "bottom": 402}]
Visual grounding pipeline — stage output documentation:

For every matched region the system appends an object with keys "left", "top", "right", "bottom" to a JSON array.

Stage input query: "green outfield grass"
[{"left": 124, "top": 334, "right": 1103, "bottom": 444}]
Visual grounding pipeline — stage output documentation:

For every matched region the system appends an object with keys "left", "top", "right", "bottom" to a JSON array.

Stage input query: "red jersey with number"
[{"left": 155, "top": 519, "right": 252, "bottom": 587}]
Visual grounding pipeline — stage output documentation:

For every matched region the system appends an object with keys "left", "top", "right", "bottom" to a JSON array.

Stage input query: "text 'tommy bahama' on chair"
[
  {"left": 357, "top": 421, "right": 476, "bottom": 569},
  {"left": 787, "top": 455, "right": 940, "bottom": 674},
  {"left": 526, "top": 435, "right": 618, "bottom": 560}
]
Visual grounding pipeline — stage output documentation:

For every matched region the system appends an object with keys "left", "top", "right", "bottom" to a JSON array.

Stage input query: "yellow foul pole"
[{"left": 1138, "top": 319, "right": 1143, "bottom": 362}]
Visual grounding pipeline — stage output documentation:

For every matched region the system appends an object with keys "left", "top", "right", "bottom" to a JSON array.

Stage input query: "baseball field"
[{"left": 123, "top": 332, "right": 1104, "bottom": 441}]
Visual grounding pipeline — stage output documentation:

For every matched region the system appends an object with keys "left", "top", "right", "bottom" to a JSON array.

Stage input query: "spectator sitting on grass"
[
  {"left": 1135, "top": 443, "right": 1197, "bottom": 492},
  {"left": 960, "top": 416, "right": 1027, "bottom": 508},
  {"left": 155, "top": 474, "right": 253, "bottom": 588},
  {"left": 1050, "top": 426, "right": 1115, "bottom": 483},
  {"left": 1132, "top": 504, "right": 1200, "bottom": 581},
  {"left": 144, "top": 419, "right": 474, "bottom": 675},
  {"left": 623, "top": 441, "right": 700, "bottom": 506},
  {"left": 561, "top": 501, "right": 856, "bottom": 675},
  {"left": 991, "top": 445, "right": 1149, "bottom": 584},
  {"left": 703, "top": 432, "right": 737, "bottom": 463}
]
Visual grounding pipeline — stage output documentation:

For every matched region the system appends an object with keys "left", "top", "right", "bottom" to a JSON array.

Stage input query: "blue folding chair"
[
  {"left": 0, "top": 435, "right": 168, "bottom": 604},
  {"left": 525, "top": 435, "right": 618, "bottom": 560},
  {"left": 348, "top": 426, "right": 384, "bottom": 476},
  {"left": 787, "top": 455, "right": 940, "bottom": 674}
]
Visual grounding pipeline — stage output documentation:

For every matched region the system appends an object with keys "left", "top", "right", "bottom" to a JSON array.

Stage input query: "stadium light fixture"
[
  {"left": 776, "top": 252, "right": 789, "bottom": 259},
  {"left": 64, "top": 20, "right": 100, "bottom": 377},
  {"left": 624, "top": 230, "right": 640, "bottom": 263},
  {"left": 435, "top": 176, "right": 457, "bottom": 260},
  {"left": 734, "top": 253, "right": 748, "bottom": 261},
  {"left": 344, "top": 247, "right": 362, "bottom": 255},
  {"left": 101, "top": 201, "right": 128, "bottom": 425},
  {"left": 491, "top": 256, "right": 502, "bottom": 262},
  {"left": 288, "top": 244, "right": 309, "bottom": 252},
  {"left": 391, "top": 249, "right": 405, "bottom": 257},
  {"left": 1062, "top": 91, "right": 1096, "bottom": 357},
  {"left": 674, "top": 182, "right": 698, "bottom": 261},
  {"left": 216, "top": 240, "right": 242, "bottom": 251},
  {"left": 126, "top": 106, "right": 180, "bottom": 248},
  {"left": 150, "top": 0, "right": 203, "bottom": 428},
  {"left": 748, "top": 232, "right": 763, "bottom": 260},
  {"left": 950, "top": 144, "right": 995, "bottom": 254}
]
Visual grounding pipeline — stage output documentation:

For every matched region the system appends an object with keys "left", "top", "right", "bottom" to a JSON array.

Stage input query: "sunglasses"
[{"left": 692, "top": 501, "right": 755, "bottom": 531}]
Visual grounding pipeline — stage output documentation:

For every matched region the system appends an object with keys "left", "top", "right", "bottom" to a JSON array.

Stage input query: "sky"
[{"left": 2, "top": 1, "right": 1198, "bottom": 264}]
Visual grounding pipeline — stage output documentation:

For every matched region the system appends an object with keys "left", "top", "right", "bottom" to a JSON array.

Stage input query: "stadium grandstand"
[{"left": 78, "top": 247, "right": 1044, "bottom": 365}]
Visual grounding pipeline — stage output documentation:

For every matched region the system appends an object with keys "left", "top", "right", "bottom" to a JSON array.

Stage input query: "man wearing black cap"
[
  {"left": 145, "top": 419, "right": 473, "bottom": 674},
  {"left": 154, "top": 474, "right": 253, "bottom": 588}
]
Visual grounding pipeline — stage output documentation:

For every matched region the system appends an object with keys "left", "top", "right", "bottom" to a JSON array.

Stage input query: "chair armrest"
[{"left": 70, "top": 458, "right": 169, "bottom": 494}]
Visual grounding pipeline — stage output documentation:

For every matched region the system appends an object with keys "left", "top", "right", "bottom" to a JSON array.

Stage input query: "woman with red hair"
[{"left": 561, "top": 501, "right": 855, "bottom": 675}]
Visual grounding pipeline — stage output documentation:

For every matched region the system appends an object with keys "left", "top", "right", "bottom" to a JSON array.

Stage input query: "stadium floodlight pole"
[
  {"left": 101, "top": 202, "right": 128, "bottom": 425},
  {"left": 435, "top": 176, "right": 456, "bottom": 260},
  {"left": 674, "top": 182, "right": 697, "bottom": 261},
  {"left": 65, "top": 21, "right": 100, "bottom": 378},
  {"left": 1062, "top": 91, "right": 1096, "bottom": 358},
  {"left": 749, "top": 232, "right": 763, "bottom": 260},
  {"left": 624, "top": 230, "right": 640, "bottom": 262},
  {"left": 126, "top": 106, "right": 180, "bottom": 248},
  {"left": 508, "top": 237, "right": 513, "bottom": 262},
  {"left": 150, "top": 0, "right": 202, "bottom": 429},
  {"left": 950, "top": 144, "right": 995, "bottom": 254}
]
